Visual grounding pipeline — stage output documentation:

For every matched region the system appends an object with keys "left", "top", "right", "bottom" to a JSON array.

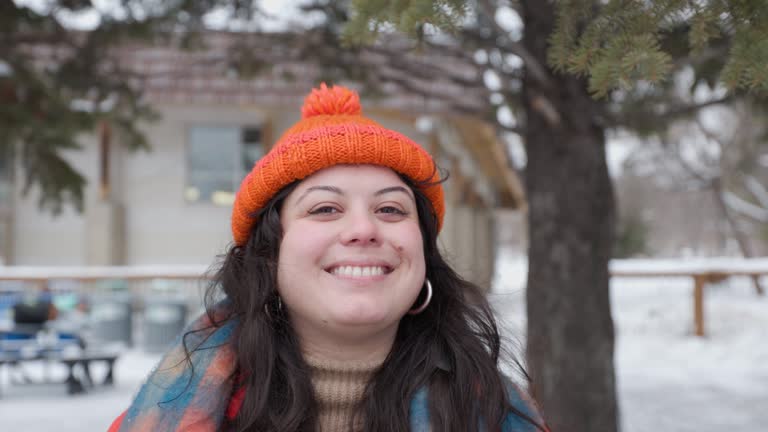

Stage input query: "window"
[{"left": 185, "top": 125, "right": 263, "bottom": 205}]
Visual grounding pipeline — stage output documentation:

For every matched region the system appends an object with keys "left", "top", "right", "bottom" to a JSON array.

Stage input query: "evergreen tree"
[
  {"left": 0, "top": 0, "right": 263, "bottom": 212},
  {"left": 342, "top": 1, "right": 766, "bottom": 431}
]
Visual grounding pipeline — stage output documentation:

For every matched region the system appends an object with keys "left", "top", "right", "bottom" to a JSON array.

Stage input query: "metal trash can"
[
  {"left": 90, "top": 298, "right": 133, "bottom": 347},
  {"left": 142, "top": 301, "right": 187, "bottom": 353}
]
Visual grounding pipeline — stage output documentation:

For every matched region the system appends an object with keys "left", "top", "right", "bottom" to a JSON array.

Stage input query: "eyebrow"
[
  {"left": 296, "top": 186, "right": 343, "bottom": 204},
  {"left": 295, "top": 185, "right": 413, "bottom": 204},
  {"left": 374, "top": 186, "right": 413, "bottom": 199}
]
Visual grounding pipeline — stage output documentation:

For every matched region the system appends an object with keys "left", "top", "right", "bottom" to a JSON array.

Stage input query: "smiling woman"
[{"left": 108, "top": 84, "right": 548, "bottom": 432}]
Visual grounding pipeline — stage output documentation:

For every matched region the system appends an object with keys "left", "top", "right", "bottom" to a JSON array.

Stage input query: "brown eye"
[
  {"left": 309, "top": 206, "right": 340, "bottom": 215},
  {"left": 378, "top": 206, "right": 407, "bottom": 215}
]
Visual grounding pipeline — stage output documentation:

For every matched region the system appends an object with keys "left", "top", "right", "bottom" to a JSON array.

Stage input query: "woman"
[{"left": 110, "top": 84, "right": 547, "bottom": 432}]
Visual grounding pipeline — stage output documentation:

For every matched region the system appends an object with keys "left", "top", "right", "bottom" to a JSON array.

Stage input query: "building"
[{"left": 0, "top": 35, "right": 524, "bottom": 288}]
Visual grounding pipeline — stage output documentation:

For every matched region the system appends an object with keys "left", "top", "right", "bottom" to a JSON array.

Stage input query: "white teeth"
[{"left": 330, "top": 266, "right": 386, "bottom": 277}]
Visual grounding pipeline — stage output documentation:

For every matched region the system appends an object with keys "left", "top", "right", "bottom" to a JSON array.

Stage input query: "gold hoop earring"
[{"left": 408, "top": 279, "right": 433, "bottom": 315}]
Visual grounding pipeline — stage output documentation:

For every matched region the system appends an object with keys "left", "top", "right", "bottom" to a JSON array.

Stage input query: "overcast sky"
[{"left": 14, "top": 0, "right": 312, "bottom": 31}]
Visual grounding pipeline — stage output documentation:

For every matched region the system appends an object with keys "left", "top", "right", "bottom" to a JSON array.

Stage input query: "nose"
[{"left": 339, "top": 208, "right": 380, "bottom": 245}]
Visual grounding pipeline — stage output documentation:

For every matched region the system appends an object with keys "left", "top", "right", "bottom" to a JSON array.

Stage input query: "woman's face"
[{"left": 277, "top": 164, "right": 426, "bottom": 341}]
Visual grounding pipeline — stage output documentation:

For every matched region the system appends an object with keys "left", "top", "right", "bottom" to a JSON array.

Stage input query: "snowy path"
[{"left": 1, "top": 258, "right": 766, "bottom": 431}]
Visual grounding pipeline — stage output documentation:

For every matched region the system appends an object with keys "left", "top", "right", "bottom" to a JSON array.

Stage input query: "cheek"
[
  {"left": 278, "top": 222, "right": 331, "bottom": 270},
  {"left": 395, "top": 223, "right": 426, "bottom": 268}
]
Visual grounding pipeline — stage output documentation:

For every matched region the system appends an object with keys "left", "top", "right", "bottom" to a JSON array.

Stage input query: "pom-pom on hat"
[{"left": 231, "top": 83, "right": 445, "bottom": 246}]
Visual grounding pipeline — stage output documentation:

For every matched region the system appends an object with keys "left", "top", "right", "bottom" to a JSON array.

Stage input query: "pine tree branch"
[
  {"left": 473, "top": 0, "right": 555, "bottom": 90},
  {"left": 672, "top": 44, "right": 730, "bottom": 70},
  {"left": 365, "top": 43, "right": 483, "bottom": 91},
  {"left": 220, "top": 30, "right": 497, "bottom": 120},
  {"left": 608, "top": 94, "right": 735, "bottom": 129},
  {"left": 669, "top": 95, "right": 735, "bottom": 118}
]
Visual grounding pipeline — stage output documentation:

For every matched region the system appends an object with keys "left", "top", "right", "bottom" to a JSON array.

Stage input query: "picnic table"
[{"left": 0, "top": 330, "right": 119, "bottom": 396}]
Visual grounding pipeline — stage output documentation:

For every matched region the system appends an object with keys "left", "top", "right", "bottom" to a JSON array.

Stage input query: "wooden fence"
[{"left": 610, "top": 258, "right": 768, "bottom": 337}]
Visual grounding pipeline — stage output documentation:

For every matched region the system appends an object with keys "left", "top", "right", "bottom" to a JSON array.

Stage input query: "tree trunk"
[{"left": 521, "top": 2, "right": 619, "bottom": 431}]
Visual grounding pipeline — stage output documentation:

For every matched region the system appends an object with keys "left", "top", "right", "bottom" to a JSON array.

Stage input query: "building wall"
[
  {"left": 11, "top": 104, "right": 268, "bottom": 266},
  {"left": 119, "top": 104, "right": 270, "bottom": 265},
  {"left": 12, "top": 138, "right": 95, "bottom": 265}
]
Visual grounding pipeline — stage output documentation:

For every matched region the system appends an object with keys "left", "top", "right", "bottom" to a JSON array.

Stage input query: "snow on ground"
[
  {"left": 611, "top": 277, "right": 768, "bottom": 431},
  {"left": 2, "top": 251, "right": 767, "bottom": 431},
  {"left": 492, "top": 250, "right": 768, "bottom": 432},
  {"left": 0, "top": 349, "right": 161, "bottom": 431}
]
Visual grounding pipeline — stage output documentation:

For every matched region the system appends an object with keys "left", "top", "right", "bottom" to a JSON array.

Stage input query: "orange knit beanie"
[{"left": 231, "top": 83, "right": 445, "bottom": 246}]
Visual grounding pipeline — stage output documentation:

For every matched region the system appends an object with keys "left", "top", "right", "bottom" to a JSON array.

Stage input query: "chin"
[{"left": 329, "top": 307, "right": 395, "bottom": 327}]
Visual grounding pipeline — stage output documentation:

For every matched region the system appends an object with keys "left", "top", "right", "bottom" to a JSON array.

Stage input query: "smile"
[{"left": 326, "top": 265, "right": 393, "bottom": 278}]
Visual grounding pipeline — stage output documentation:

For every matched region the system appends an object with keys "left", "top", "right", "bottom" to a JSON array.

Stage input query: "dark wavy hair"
[{"left": 195, "top": 170, "right": 545, "bottom": 432}]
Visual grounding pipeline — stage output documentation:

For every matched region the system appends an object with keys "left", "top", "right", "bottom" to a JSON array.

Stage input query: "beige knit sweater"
[{"left": 304, "top": 354, "right": 384, "bottom": 432}]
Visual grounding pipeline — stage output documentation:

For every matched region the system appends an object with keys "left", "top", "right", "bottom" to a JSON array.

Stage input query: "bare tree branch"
[
  {"left": 695, "top": 117, "right": 726, "bottom": 170},
  {"left": 745, "top": 175, "right": 768, "bottom": 209},
  {"left": 723, "top": 191, "right": 768, "bottom": 222}
]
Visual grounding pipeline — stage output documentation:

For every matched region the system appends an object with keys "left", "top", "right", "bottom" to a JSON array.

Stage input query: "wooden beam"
[
  {"left": 449, "top": 156, "right": 464, "bottom": 205},
  {"left": 98, "top": 121, "right": 112, "bottom": 200},
  {"left": 451, "top": 117, "right": 525, "bottom": 209},
  {"left": 428, "top": 132, "right": 440, "bottom": 160},
  {"left": 693, "top": 275, "right": 706, "bottom": 337},
  {"left": 261, "top": 116, "right": 274, "bottom": 151}
]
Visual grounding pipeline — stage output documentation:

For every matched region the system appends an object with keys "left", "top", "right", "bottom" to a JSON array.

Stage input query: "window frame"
[{"left": 184, "top": 123, "right": 264, "bottom": 206}]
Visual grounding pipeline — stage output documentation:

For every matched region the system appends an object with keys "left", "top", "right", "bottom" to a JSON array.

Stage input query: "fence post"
[{"left": 693, "top": 275, "right": 706, "bottom": 337}]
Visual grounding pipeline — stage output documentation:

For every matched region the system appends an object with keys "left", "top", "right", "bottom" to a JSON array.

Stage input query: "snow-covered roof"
[{"left": 0, "top": 265, "right": 210, "bottom": 281}]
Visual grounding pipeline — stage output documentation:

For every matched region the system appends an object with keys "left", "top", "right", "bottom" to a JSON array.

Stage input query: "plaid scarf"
[{"left": 117, "top": 305, "right": 238, "bottom": 431}]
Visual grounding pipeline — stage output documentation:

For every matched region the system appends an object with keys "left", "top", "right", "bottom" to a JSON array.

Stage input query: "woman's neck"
[{"left": 294, "top": 321, "right": 397, "bottom": 365}]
